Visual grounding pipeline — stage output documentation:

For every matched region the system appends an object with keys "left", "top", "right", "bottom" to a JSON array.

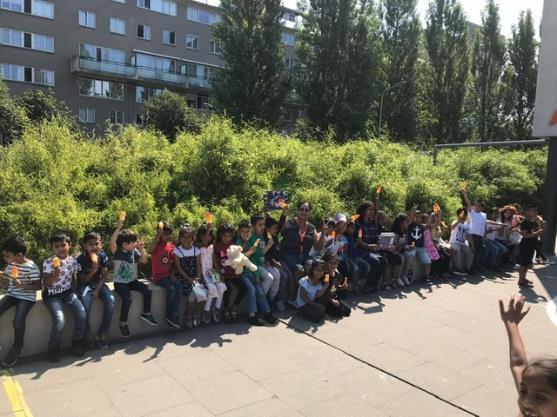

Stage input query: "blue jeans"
[
  {"left": 155, "top": 277, "right": 184, "bottom": 322},
  {"left": 281, "top": 252, "right": 306, "bottom": 277},
  {"left": 346, "top": 257, "right": 371, "bottom": 289},
  {"left": 44, "top": 292, "right": 87, "bottom": 350},
  {"left": 0, "top": 295, "right": 34, "bottom": 354},
  {"left": 78, "top": 284, "right": 115, "bottom": 337},
  {"left": 483, "top": 240, "right": 507, "bottom": 268},
  {"left": 241, "top": 270, "right": 270, "bottom": 315}
]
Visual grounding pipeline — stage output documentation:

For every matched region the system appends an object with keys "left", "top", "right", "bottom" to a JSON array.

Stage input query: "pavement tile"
[
  {"left": 399, "top": 361, "right": 483, "bottom": 401},
  {"left": 108, "top": 374, "right": 193, "bottom": 417},
  {"left": 157, "top": 349, "right": 236, "bottom": 385},
  {"left": 357, "top": 342, "right": 428, "bottom": 373},
  {"left": 223, "top": 348, "right": 302, "bottom": 381},
  {"left": 261, "top": 369, "right": 344, "bottom": 410},
  {"left": 218, "top": 397, "right": 303, "bottom": 417},
  {"left": 454, "top": 385, "right": 518, "bottom": 417},
  {"left": 187, "top": 371, "right": 272, "bottom": 415},
  {"left": 333, "top": 367, "right": 413, "bottom": 407},
  {"left": 299, "top": 393, "right": 388, "bottom": 417},
  {"left": 379, "top": 389, "right": 473, "bottom": 417},
  {"left": 23, "top": 380, "right": 113, "bottom": 417},
  {"left": 412, "top": 343, "right": 484, "bottom": 372},
  {"left": 148, "top": 401, "right": 215, "bottom": 417}
]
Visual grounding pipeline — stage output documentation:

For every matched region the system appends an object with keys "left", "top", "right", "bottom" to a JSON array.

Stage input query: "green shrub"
[{"left": 0, "top": 118, "right": 547, "bottom": 262}]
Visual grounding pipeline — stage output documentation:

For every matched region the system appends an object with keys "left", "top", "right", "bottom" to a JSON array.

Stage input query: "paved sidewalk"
[{"left": 4, "top": 261, "right": 556, "bottom": 417}]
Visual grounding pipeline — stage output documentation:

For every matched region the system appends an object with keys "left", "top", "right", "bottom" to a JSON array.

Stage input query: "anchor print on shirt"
[{"left": 411, "top": 226, "right": 423, "bottom": 241}]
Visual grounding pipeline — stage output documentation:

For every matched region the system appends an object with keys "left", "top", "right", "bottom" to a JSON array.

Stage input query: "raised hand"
[{"left": 499, "top": 295, "right": 530, "bottom": 326}]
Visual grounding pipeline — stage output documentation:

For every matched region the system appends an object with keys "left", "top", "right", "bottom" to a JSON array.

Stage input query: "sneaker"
[
  {"left": 276, "top": 300, "right": 286, "bottom": 312},
  {"left": 96, "top": 333, "right": 109, "bottom": 349},
  {"left": 263, "top": 312, "right": 277, "bottom": 325},
  {"left": 396, "top": 278, "right": 404, "bottom": 287},
  {"left": 2, "top": 349, "right": 20, "bottom": 367},
  {"left": 140, "top": 313, "right": 158, "bottom": 326},
  {"left": 213, "top": 308, "right": 223, "bottom": 323},
  {"left": 165, "top": 317, "right": 181, "bottom": 329},
  {"left": 248, "top": 314, "right": 266, "bottom": 326},
  {"left": 402, "top": 276, "right": 410, "bottom": 286},
  {"left": 119, "top": 323, "right": 131, "bottom": 338}
]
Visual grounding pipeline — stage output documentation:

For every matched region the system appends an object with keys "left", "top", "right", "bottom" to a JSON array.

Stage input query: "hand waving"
[{"left": 499, "top": 295, "right": 530, "bottom": 326}]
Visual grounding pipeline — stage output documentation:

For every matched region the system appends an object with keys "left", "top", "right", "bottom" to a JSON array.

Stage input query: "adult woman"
[
  {"left": 354, "top": 201, "right": 387, "bottom": 292},
  {"left": 280, "top": 202, "right": 324, "bottom": 277}
]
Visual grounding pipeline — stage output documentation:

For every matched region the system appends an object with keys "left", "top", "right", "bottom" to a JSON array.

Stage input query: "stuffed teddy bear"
[{"left": 225, "top": 245, "right": 258, "bottom": 275}]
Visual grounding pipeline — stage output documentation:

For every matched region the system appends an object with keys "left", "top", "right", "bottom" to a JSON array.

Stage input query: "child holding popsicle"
[
  {"left": 110, "top": 212, "right": 157, "bottom": 338},
  {"left": 42, "top": 232, "right": 87, "bottom": 362},
  {"left": 76, "top": 231, "right": 115, "bottom": 349},
  {"left": 317, "top": 253, "right": 351, "bottom": 318},
  {"left": 0, "top": 237, "right": 41, "bottom": 367}
]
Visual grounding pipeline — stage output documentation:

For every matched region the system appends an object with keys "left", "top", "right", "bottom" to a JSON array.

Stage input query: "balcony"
[{"left": 71, "top": 56, "right": 211, "bottom": 90}]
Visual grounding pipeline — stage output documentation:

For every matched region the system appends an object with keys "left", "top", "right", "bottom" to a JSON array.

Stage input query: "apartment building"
[{"left": 0, "top": 0, "right": 299, "bottom": 130}]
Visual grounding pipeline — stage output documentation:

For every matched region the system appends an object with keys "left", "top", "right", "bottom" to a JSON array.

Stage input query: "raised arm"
[
  {"left": 110, "top": 220, "right": 124, "bottom": 254},
  {"left": 148, "top": 227, "right": 163, "bottom": 254},
  {"left": 461, "top": 190, "right": 472, "bottom": 212},
  {"left": 499, "top": 295, "right": 530, "bottom": 392}
]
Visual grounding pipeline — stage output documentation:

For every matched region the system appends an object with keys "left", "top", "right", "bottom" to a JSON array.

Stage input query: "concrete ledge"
[{"left": 0, "top": 280, "right": 190, "bottom": 357}]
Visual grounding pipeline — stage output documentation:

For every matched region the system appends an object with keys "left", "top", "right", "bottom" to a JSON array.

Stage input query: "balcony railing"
[{"left": 71, "top": 56, "right": 212, "bottom": 90}]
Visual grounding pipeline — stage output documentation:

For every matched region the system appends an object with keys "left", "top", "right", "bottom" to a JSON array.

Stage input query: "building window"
[
  {"left": 136, "top": 0, "right": 176, "bottom": 16},
  {"left": 185, "top": 35, "right": 198, "bottom": 50},
  {"left": 135, "top": 113, "right": 144, "bottom": 126},
  {"left": 80, "top": 43, "right": 125, "bottom": 63},
  {"left": 112, "top": 0, "right": 125, "bottom": 3},
  {"left": 281, "top": 32, "right": 295, "bottom": 46},
  {"left": 137, "top": 24, "right": 151, "bottom": 40},
  {"left": 110, "top": 17, "right": 126, "bottom": 35},
  {"left": 79, "top": 107, "right": 95, "bottom": 123},
  {"left": 79, "top": 10, "right": 96, "bottom": 29},
  {"left": 0, "top": 63, "right": 54, "bottom": 86},
  {"left": 109, "top": 110, "right": 124, "bottom": 124},
  {"left": 1, "top": 0, "right": 54, "bottom": 19},
  {"left": 163, "top": 30, "right": 175, "bottom": 46},
  {"left": 187, "top": 7, "right": 221, "bottom": 25},
  {"left": 285, "top": 57, "right": 295, "bottom": 69},
  {"left": 136, "top": 86, "right": 162, "bottom": 103},
  {"left": 209, "top": 39, "right": 221, "bottom": 54},
  {"left": 0, "top": 28, "right": 54, "bottom": 52},
  {"left": 78, "top": 78, "right": 125, "bottom": 100}
]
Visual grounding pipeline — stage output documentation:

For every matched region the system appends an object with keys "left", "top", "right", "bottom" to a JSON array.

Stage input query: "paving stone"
[
  {"left": 148, "top": 401, "right": 215, "bottom": 417},
  {"left": 218, "top": 397, "right": 303, "bottom": 417},
  {"left": 299, "top": 393, "right": 388, "bottom": 417}
]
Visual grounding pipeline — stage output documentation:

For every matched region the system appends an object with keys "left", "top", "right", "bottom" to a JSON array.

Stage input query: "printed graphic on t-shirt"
[
  {"left": 455, "top": 224, "right": 469, "bottom": 244},
  {"left": 43, "top": 256, "right": 79, "bottom": 297}
]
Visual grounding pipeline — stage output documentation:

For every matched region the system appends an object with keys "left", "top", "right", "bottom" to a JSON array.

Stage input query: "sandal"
[{"left": 518, "top": 281, "right": 533, "bottom": 287}]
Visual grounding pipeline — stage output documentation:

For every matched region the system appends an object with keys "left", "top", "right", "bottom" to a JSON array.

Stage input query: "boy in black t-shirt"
[{"left": 518, "top": 206, "right": 544, "bottom": 287}]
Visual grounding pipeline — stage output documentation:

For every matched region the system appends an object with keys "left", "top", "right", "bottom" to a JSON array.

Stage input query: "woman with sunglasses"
[{"left": 279, "top": 202, "right": 325, "bottom": 278}]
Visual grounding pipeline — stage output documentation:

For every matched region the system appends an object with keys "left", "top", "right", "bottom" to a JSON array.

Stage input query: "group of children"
[{"left": 0, "top": 187, "right": 550, "bottom": 368}]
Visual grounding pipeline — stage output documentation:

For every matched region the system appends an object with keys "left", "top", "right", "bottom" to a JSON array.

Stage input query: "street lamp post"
[{"left": 378, "top": 80, "right": 406, "bottom": 137}]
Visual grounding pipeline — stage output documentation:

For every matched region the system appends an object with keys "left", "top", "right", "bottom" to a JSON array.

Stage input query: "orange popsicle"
[
  {"left": 119, "top": 211, "right": 126, "bottom": 221},
  {"left": 376, "top": 185, "right": 382, "bottom": 194},
  {"left": 460, "top": 181, "right": 467, "bottom": 192},
  {"left": 204, "top": 212, "right": 213, "bottom": 224},
  {"left": 158, "top": 221, "right": 164, "bottom": 230},
  {"left": 52, "top": 257, "right": 61, "bottom": 268},
  {"left": 11, "top": 266, "right": 18, "bottom": 279}
]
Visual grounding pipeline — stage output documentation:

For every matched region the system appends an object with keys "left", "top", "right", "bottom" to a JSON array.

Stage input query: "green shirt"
[{"left": 235, "top": 234, "right": 265, "bottom": 273}]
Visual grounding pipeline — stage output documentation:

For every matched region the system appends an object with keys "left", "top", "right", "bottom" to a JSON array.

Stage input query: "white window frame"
[
  {"left": 109, "top": 110, "right": 124, "bottom": 124},
  {"left": 186, "top": 7, "right": 221, "bottom": 26},
  {"left": 0, "top": 27, "right": 54, "bottom": 52},
  {"left": 185, "top": 34, "right": 198, "bottom": 50},
  {"left": 79, "top": 107, "right": 95, "bottom": 123},
  {"left": 136, "top": 0, "right": 176, "bottom": 16},
  {"left": 0, "top": 62, "right": 54, "bottom": 86},
  {"left": 78, "top": 78, "right": 125, "bottom": 101},
  {"left": 79, "top": 10, "right": 96, "bottom": 29},
  {"left": 110, "top": 17, "right": 126, "bottom": 35},
  {"left": 137, "top": 24, "right": 151, "bottom": 40},
  {"left": 281, "top": 32, "right": 295, "bottom": 46},
  {"left": 163, "top": 30, "right": 175, "bottom": 46},
  {"left": 209, "top": 39, "right": 221, "bottom": 55},
  {"left": 1, "top": 0, "right": 54, "bottom": 19}
]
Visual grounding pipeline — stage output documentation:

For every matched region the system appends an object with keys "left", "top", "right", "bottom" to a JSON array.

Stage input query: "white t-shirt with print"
[
  {"left": 469, "top": 209, "right": 487, "bottom": 236},
  {"left": 295, "top": 277, "right": 323, "bottom": 308},
  {"left": 450, "top": 222, "right": 470, "bottom": 245},
  {"left": 43, "top": 256, "right": 79, "bottom": 297}
]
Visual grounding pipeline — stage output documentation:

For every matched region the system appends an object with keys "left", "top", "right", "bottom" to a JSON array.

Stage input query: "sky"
[{"left": 283, "top": 0, "right": 544, "bottom": 38}]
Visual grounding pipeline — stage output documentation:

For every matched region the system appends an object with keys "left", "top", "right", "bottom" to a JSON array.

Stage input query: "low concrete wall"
[{"left": 0, "top": 280, "right": 190, "bottom": 357}]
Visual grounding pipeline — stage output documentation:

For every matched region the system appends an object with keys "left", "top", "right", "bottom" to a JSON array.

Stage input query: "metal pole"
[{"left": 543, "top": 139, "right": 557, "bottom": 256}]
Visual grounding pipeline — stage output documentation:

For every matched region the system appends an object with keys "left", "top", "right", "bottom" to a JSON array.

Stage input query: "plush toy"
[{"left": 225, "top": 245, "right": 257, "bottom": 275}]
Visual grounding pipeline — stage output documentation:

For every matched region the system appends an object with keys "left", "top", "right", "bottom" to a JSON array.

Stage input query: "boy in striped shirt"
[{"left": 0, "top": 237, "right": 41, "bottom": 367}]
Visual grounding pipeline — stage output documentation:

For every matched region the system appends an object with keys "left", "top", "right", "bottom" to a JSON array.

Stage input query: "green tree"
[
  {"left": 296, "top": 0, "right": 379, "bottom": 141},
  {"left": 502, "top": 10, "right": 538, "bottom": 140},
  {"left": 211, "top": 0, "right": 287, "bottom": 127},
  {"left": 471, "top": 0, "right": 506, "bottom": 141},
  {"left": 424, "top": 0, "right": 469, "bottom": 143},
  {"left": 378, "top": 0, "right": 421, "bottom": 141},
  {"left": 16, "top": 89, "right": 74, "bottom": 125},
  {"left": 143, "top": 90, "right": 203, "bottom": 141},
  {"left": 0, "top": 78, "right": 28, "bottom": 144}
]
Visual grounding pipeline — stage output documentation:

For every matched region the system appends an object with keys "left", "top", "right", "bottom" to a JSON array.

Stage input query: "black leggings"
[
  {"left": 224, "top": 279, "right": 247, "bottom": 309},
  {"left": 325, "top": 299, "right": 351, "bottom": 318},
  {"left": 114, "top": 280, "right": 152, "bottom": 322},
  {"left": 431, "top": 248, "right": 451, "bottom": 276}
]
